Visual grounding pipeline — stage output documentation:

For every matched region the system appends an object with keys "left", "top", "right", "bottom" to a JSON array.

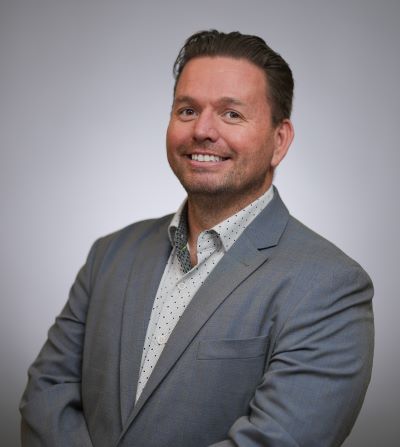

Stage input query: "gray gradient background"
[{"left": 1, "top": 1, "right": 398, "bottom": 446}]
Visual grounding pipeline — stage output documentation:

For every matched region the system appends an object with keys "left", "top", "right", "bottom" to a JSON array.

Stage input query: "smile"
[{"left": 190, "top": 154, "right": 226, "bottom": 162}]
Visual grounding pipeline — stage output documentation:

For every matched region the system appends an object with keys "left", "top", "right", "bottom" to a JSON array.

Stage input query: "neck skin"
[{"left": 186, "top": 181, "right": 272, "bottom": 266}]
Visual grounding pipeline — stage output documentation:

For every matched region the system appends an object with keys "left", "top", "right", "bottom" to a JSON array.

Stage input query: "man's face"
[{"left": 166, "top": 56, "right": 289, "bottom": 203}]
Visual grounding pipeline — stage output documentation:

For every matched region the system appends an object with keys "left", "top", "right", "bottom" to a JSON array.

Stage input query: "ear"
[{"left": 271, "top": 119, "right": 294, "bottom": 168}]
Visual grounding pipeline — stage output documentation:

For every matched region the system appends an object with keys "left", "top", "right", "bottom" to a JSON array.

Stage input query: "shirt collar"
[
  {"left": 213, "top": 185, "right": 274, "bottom": 251},
  {"left": 168, "top": 185, "right": 274, "bottom": 252},
  {"left": 168, "top": 200, "right": 188, "bottom": 247}
]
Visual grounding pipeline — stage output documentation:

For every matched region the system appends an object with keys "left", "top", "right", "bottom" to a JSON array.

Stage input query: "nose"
[{"left": 193, "top": 109, "right": 219, "bottom": 142}]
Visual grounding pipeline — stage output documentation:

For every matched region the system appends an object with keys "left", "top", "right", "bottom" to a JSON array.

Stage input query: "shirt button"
[
  {"left": 157, "top": 334, "right": 168, "bottom": 345},
  {"left": 177, "top": 282, "right": 186, "bottom": 290}
]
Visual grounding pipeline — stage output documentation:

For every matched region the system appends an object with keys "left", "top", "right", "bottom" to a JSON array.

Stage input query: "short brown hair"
[{"left": 173, "top": 30, "right": 294, "bottom": 126}]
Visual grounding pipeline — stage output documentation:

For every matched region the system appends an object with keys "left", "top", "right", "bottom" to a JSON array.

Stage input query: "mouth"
[{"left": 187, "top": 153, "right": 229, "bottom": 162}]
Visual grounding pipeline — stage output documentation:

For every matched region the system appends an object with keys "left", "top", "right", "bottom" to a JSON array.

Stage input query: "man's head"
[
  {"left": 172, "top": 30, "right": 294, "bottom": 127},
  {"left": 167, "top": 30, "right": 295, "bottom": 209}
]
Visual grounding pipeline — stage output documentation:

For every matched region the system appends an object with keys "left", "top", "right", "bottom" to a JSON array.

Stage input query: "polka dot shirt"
[{"left": 136, "top": 186, "right": 274, "bottom": 401}]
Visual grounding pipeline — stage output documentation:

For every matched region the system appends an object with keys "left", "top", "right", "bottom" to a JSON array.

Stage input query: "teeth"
[{"left": 191, "top": 154, "right": 223, "bottom": 162}]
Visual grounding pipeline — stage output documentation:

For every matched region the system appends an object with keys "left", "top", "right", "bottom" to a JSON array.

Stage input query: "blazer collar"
[{"left": 245, "top": 186, "right": 290, "bottom": 251}]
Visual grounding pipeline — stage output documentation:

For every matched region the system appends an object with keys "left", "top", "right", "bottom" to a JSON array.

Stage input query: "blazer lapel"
[
  {"left": 119, "top": 217, "right": 172, "bottom": 424},
  {"left": 118, "top": 189, "right": 290, "bottom": 439}
]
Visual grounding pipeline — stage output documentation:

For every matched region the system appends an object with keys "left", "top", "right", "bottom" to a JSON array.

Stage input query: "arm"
[
  {"left": 210, "top": 262, "right": 374, "bottom": 447},
  {"left": 19, "top": 242, "right": 99, "bottom": 447}
]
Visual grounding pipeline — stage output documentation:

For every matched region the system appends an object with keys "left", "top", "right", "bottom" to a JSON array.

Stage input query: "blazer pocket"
[{"left": 197, "top": 334, "right": 270, "bottom": 360}]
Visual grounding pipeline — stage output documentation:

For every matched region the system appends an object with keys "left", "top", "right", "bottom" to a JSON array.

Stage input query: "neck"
[{"left": 186, "top": 185, "right": 271, "bottom": 255}]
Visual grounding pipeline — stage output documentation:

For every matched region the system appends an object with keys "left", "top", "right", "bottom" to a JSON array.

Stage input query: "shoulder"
[
  {"left": 272, "top": 214, "right": 374, "bottom": 334},
  {"left": 264, "top": 211, "right": 374, "bottom": 325},
  {"left": 85, "top": 213, "right": 173, "bottom": 269},
  {"left": 97, "top": 213, "right": 173, "bottom": 246},
  {"left": 282, "top": 214, "right": 371, "bottom": 280},
  {"left": 252, "top": 189, "right": 371, "bottom": 282},
  {"left": 268, "top": 213, "right": 374, "bottom": 347}
]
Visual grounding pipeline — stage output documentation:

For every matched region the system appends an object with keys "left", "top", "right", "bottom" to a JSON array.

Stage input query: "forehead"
[{"left": 175, "top": 56, "right": 268, "bottom": 102}]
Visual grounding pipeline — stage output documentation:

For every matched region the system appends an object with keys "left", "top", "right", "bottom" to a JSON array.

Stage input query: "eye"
[
  {"left": 178, "top": 108, "right": 197, "bottom": 121},
  {"left": 223, "top": 110, "right": 243, "bottom": 122}
]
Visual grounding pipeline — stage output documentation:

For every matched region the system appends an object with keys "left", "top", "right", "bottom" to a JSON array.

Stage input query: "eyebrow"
[
  {"left": 173, "top": 95, "right": 196, "bottom": 107},
  {"left": 173, "top": 95, "right": 246, "bottom": 108},
  {"left": 217, "top": 97, "right": 246, "bottom": 107}
]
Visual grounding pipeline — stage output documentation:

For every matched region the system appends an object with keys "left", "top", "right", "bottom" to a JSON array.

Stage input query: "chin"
[{"left": 183, "top": 185, "right": 226, "bottom": 196}]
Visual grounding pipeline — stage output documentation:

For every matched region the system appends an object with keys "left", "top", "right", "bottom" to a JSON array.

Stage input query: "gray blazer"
[{"left": 20, "top": 189, "right": 374, "bottom": 447}]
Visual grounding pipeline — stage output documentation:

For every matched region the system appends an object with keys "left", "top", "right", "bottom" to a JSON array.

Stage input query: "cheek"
[
  {"left": 166, "top": 122, "right": 188, "bottom": 151},
  {"left": 166, "top": 127, "right": 178, "bottom": 160},
  {"left": 166, "top": 122, "right": 174, "bottom": 147},
  {"left": 221, "top": 129, "right": 248, "bottom": 152}
]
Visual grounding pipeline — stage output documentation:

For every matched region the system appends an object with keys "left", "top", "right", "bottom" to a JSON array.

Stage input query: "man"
[{"left": 20, "top": 30, "right": 374, "bottom": 447}]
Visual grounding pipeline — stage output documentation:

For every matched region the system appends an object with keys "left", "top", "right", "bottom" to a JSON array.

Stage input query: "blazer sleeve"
[
  {"left": 19, "top": 241, "right": 99, "bottom": 447},
  {"left": 209, "top": 261, "right": 374, "bottom": 447}
]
